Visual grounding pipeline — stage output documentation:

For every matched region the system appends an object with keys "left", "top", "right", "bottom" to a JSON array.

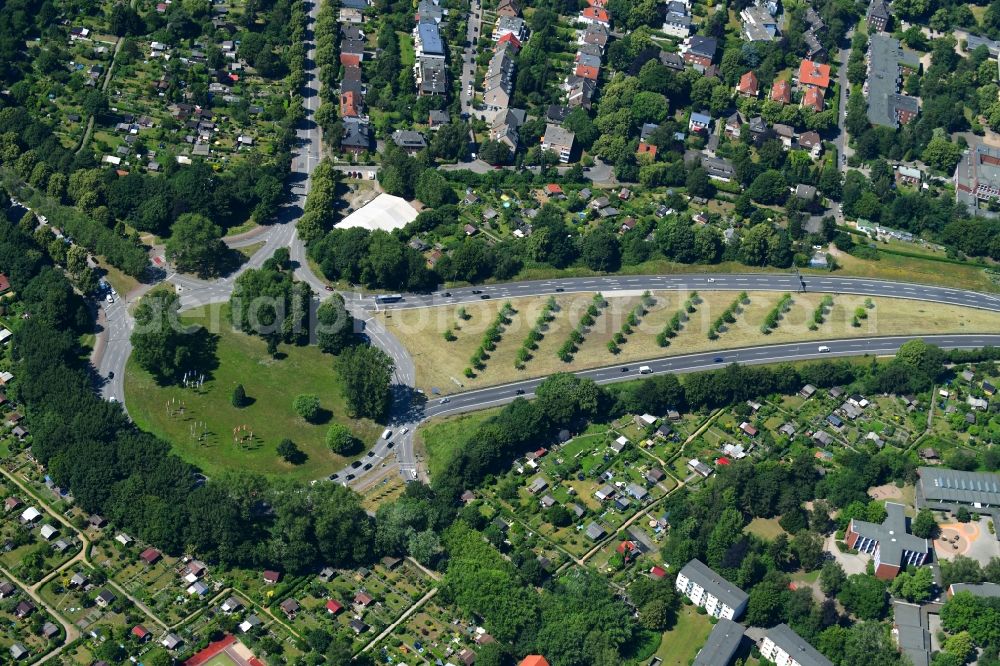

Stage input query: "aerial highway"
[
  {"left": 85, "top": 0, "right": 1000, "bottom": 489},
  {"left": 328, "top": 332, "right": 1000, "bottom": 488}
]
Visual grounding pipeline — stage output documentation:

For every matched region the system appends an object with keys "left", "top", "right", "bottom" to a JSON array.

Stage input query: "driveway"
[{"left": 824, "top": 534, "right": 867, "bottom": 575}]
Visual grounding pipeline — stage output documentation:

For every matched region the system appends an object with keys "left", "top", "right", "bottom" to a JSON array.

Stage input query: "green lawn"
[
  {"left": 398, "top": 31, "right": 415, "bottom": 67},
  {"left": 655, "top": 605, "right": 714, "bottom": 665},
  {"left": 125, "top": 304, "right": 381, "bottom": 482},
  {"left": 746, "top": 516, "right": 788, "bottom": 541},
  {"left": 417, "top": 408, "right": 501, "bottom": 479}
]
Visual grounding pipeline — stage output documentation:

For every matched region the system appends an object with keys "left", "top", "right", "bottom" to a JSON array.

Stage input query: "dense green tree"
[
  {"left": 293, "top": 394, "right": 322, "bottom": 422},
  {"left": 340, "top": 345, "right": 394, "bottom": 419},
  {"left": 317, "top": 294, "right": 356, "bottom": 355},
  {"left": 165, "top": 213, "right": 228, "bottom": 277},
  {"left": 325, "top": 424, "right": 359, "bottom": 455},
  {"left": 131, "top": 291, "right": 201, "bottom": 384}
]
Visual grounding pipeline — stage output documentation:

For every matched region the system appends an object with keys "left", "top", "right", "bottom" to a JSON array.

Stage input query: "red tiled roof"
[
  {"left": 0, "top": 274, "right": 9, "bottom": 292},
  {"left": 519, "top": 658, "right": 550, "bottom": 666},
  {"left": 132, "top": 625, "right": 149, "bottom": 639},
  {"left": 575, "top": 63, "right": 599, "bottom": 80},
  {"left": 139, "top": 548, "right": 161, "bottom": 564},
  {"left": 650, "top": 566, "right": 666, "bottom": 579},
  {"left": 802, "top": 86, "right": 824, "bottom": 111},
  {"left": 798, "top": 60, "right": 831, "bottom": 88},
  {"left": 544, "top": 184, "right": 563, "bottom": 194},
  {"left": 716, "top": 456, "right": 731, "bottom": 465},
  {"left": 637, "top": 141, "right": 657, "bottom": 158},
  {"left": 326, "top": 599, "right": 343, "bottom": 614},
  {"left": 497, "top": 33, "right": 522, "bottom": 50},
  {"left": 737, "top": 71, "right": 758, "bottom": 95},
  {"left": 340, "top": 53, "right": 361, "bottom": 66},
  {"left": 581, "top": 6, "right": 609, "bottom": 22},
  {"left": 771, "top": 80, "right": 791, "bottom": 104}
]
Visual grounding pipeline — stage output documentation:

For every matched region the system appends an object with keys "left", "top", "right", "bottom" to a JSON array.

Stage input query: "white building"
[
  {"left": 759, "top": 623, "right": 833, "bottom": 666},
  {"left": 675, "top": 559, "right": 748, "bottom": 620}
]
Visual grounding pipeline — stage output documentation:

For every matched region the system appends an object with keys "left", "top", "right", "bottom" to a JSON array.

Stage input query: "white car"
[
  {"left": 706, "top": 278, "right": 715, "bottom": 283},
  {"left": 440, "top": 397, "right": 450, "bottom": 404},
  {"left": 106, "top": 294, "right": 114, "bottom": 303},
  {"left": 400, "top": 427, "right": 409, "bottom": 436}
]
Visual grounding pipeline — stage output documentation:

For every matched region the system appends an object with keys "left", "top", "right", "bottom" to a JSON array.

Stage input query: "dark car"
[
  {"left": 515, "top": 389, "right": 525, "bottom": 395},
  {"left": 620, "top": 367, "right": 628, "bottom": 372},
  {"left": 366, "top": 450, "right": 375, "bottom": 457},
  {"left": 108, "top": 371, "right": 115, "bottom": 379},
  {"left": 324, "top": 285, "right": 334, "bottom": 291},
  {"left": 714, "top": 356, "right": 725, "bottom": 363},
  {"left": 351, "top": 460, "right": 363, "bottom": 469},
  {"left": 471, "top": 289, "right": 483, "bottom": 294},
  {"left": 346, "top": 473, "right": 355, "bottom": 481},
  {"left": 480, "top": 294, "right": 490, "bottom": 299},
  {"left": 330, "top": 473, "right": 340, "bottom": 480},
  {"left": 386, "top": 441, "right": 395, "bottom": 449},
  {"left": 555, "top": 288, "right": 564, "bottom": 292},
  {"left": 363, "top": 463, "right": 373, "bottom": 471},
  {"left": 441, "top": 292, "right": 452, "bottom": 297}
]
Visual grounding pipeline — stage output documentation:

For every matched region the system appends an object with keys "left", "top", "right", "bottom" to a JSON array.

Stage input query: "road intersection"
[{"left": 89, "top": 0, "right": 1000, "bottom": 490}]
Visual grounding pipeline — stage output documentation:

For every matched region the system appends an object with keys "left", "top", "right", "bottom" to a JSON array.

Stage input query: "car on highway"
[
  {"left": 707, "top": 278, "right": 715, "bottom": 283},
  {"left": 386, "top": 441, "right": 394, "bottom": 449},
  {"left": 620, "top": 367, "right": 629, "bottom": 372},
  {"left": 441, "top": 292, "right": 452, "bottom": 297},
  {"left": 480, "top": 294, "right": 490, "bottom": 299},
  {"left": 330, "top": 473, "right": 340, "bottom": 480},
  {"left": 346, "top": 473, "right": 355, "bottom": 481},
  {"left": 400, "top": 427, "right": 409, "bottom": 435},
  {"left": 555, "top": 288, "right": 564, "bottom": 292},
  {"left": 471, "top": 289, "right": 482, "bottom": 294},
  {"left": 713, "top": 356, "right": 724, "bottom": 363},
  {"left": 440, "top": 397, "right": 450, "bottom": 404},
  {"left": 351, "top": 460, "right": 362, "bottom": 469},
  {"left": 366, "top": 449, "right": 375, "bottom": 457},
  {"left": 818, "top": 345, "right": 831, "bottom": 352},
  {"left": 363, "top": 463, "right": 372, "bottom": 470},
  {"left": 515, "top": 389, "right": 525, "bottom": 395}
]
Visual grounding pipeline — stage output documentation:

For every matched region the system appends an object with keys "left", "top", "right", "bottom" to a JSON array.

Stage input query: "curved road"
[{"left": 88, "top": 0, "right": 1000, "bottom": 489}]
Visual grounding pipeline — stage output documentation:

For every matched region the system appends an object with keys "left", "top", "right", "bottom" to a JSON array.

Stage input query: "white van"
[
  {"left": 639, "top": 365, "right": 652, "bottom": 374},
  {"left": 818, "top": 345, "right": 830, "bottom": 353},
  {"left": 381, "top": 428, "right": 393, "bottom": 440}
]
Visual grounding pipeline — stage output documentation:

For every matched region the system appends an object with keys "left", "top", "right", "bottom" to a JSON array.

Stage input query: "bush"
[
  {"left": 293, "top": 394, "right": 322, "bottom": 422},
  {"left": 325, "top": 424, "right": 358, "bottom": 454},
  {"left": 232, "top": 384, "right": 247, "bottom": 408}
]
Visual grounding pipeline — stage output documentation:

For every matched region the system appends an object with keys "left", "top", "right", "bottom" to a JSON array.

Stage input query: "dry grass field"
[{"left": 382, "top": 290, "right": 1000, "bottom": 393}]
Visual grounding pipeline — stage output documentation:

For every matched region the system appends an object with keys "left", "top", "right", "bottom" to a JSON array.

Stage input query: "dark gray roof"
[
  {"left": 866, "top": 34, "right": 921, "bottom": 128},
  {"left": 893, "top": 601, "right": 930, "bottom": 666},
  {"left": 679, "top": 559, "right": 748, "bottom": 611},
  {"left": 693, "top": 618, "right": 744, "bottom": 666},
  {"left": 848, "top": 502, "right": 928, "bottom": 568},
  {"left": 688, "top": 35, "right": 717, "bottom": 58},
  {"left": 869, "top": 0, "right": 890, "bottom": 21},
  {"left": 950, "top": 582, "right": 1000, "bottom": 597},
  {"left": 342, "top": 119, "right": 371, "bottom": 149},
  {"left": 919, "top": 466, "right": 1000, "bottom": 506},
  {"left": 764, "top": 624, "right": 833, "bottom": 666},
  {"left": 418, "top": 22, "right": 445, "bottom": 56}
]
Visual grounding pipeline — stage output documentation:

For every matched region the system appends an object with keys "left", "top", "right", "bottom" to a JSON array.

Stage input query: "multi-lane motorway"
[{"left": 86, "top": 0, "right": 1000, "bottom": 489}]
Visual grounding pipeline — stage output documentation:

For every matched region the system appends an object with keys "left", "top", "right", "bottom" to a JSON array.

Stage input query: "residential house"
[
  {"left": 676, "top": 559, "right": 749, "bottom": 620},
  {"left": 541, "top": 124, "right": 575, "bottom": 163},
  {"left": 662, "top": 1, "right": 693, "bottom": 37},
  {"left": 866, "top": 34, "right": 921, "bottom": 128},
  {"left": 737, "top": 71, "right": 759, "bottom": 97},
  {"left": 845, "top": 502, "right": 930, "bottom": 579},
  {"left": 771, "top": 79, "right": 791, "bottom": 104},
  {"left": 797, "top": 59, "right": 831, "bottom": 89},
  {"left": 496, "top": 0, "right": 520, "bottom": 17},
  {"left": 798, "top": 131, "right": 822, "bottom": 158},
  {"left": 95, "top": 589, "right": 116, "bottom": 608},
  {"left": 682, "top": 35, "right": 718, "bottom": 69},
  {"left": 801, "top": 86, "right": 824, "bottom": 112},
  {"left": 579, "top": 23, "right": 610, "bottom": 51},
  {"left": 392, "top": 130, "right": 427, "bottom": 154},
  {"left": 579, "top": 6, "right": 610, "bottom": 26},
  {"left": 773, "top": 123, "right": 795, "bottom": 148},
  {"left": 689, "top": 110, "right": 712, "bottom": 133},
  {"left": 493, "top": 16, "right": 527, "bottom": 42},
  {"left": 741, "top": 5, "right": 779, "bottom": 42},
  {"left": 162, "top": 634, "right": 183, "bottom": 650},
  {"left": 140, "top": 548, "right": 162, "bottom": 565},
  {"left": 868, "top": 0, "right": 891, "bottom": 32},
  {"left": 490, "top": 107, "right": 526, "bottom": 151},
  {"left": 132, "top": 625, "right": 151, "bottom": 642}
]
